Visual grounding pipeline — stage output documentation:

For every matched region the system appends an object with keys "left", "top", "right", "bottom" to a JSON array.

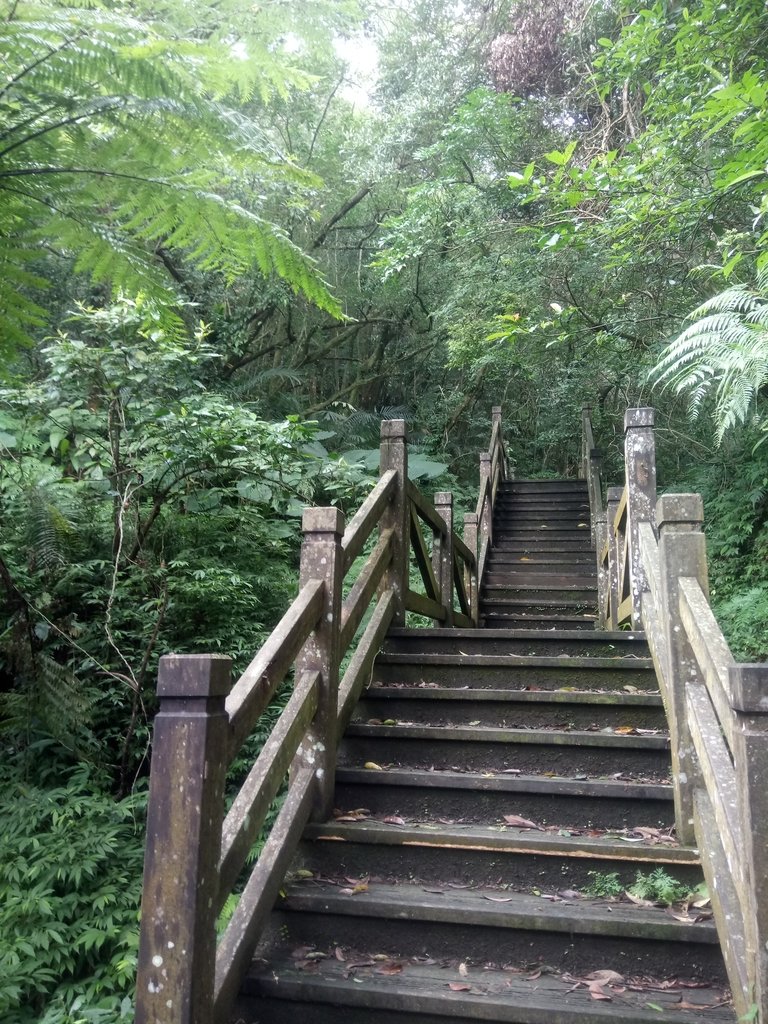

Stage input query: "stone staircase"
[{"left": 232, "top": 481, "right": 734, "bottom": 1023}]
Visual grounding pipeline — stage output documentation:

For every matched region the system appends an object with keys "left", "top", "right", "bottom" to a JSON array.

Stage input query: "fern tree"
[
  {"left": 652, "top": 269, "right": 768, "bottom": 443},
  {"left": 0, "top": 0, "right": 349, "bottom": 355}
]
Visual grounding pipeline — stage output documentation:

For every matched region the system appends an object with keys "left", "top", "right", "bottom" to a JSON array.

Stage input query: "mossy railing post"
[
  {"left": 730, "top": 663, "right": 768, "bottom": 1017},
  {"left": 463, "top": 512, "right": 479, "bottom": 625},
  {"left": 380, "top": 419, "right": 408, "bottom": 626},
  {"left": 294, "top": 506, "right": 344, "bottom": 821},
  {"left": 135, "top": 654, "right": 231, "bottom": 1024},
  {"left": 433, "top": 491, "right": 454, "bottom": 627},
  {"left": 605, "top": 486, "right": 622, "bottom": 629},
  {"left": 479, "top": 452, "right": 492, "bottom": 549},
  {"left": 624, "top": 407, "right": 657, "bottom": 629},
  {"left": 657, "top": 494, "right": 706, "bottom": 846}
]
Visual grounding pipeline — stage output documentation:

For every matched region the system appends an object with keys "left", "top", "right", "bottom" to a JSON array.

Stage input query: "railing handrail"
[
  {"left": 135, "top": 409, "right": 507, "bottom": 1024},
  {"left": 590, "top": 407, "right": 768, "bottom": 1020}
]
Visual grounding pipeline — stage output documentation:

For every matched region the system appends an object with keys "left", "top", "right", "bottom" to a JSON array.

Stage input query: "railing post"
[
  {"left": 294, "top": 507, "right": 344, "bottom": 821},
  {"left": 624, "top": 407, "right": 657, "bottom": 628},
  {"left": 135, "top": 654, "right": 231, "bottom": 1024},
  {"left": 605, "top": 486, "right": 622, "bottom": 629},
  {"left": 479, "top": 451, "right": 492, "bottom": 549},
  {"left": 657, "top": 494, "right": 706, "bottom": 846},
  {"left": 380, "top": 419, "right": 409, "bottom": 627},
  {"left": 463, "top": 512, "right": 479, "bottom": 625},
  {"left": 491, "top": 405, "right": 506, "bottom": 480},
  {"left": 580, "top": 404, "right": 591, "bottom": 479},
  {"left": 433, "top": 492, "right": 454, "bottom": 627},
  {"left": 730, "top": 663, "right": 768, "bottom": 1018},
  {"left": 594, "top": 508, "right": 608, "bottom": 630}
]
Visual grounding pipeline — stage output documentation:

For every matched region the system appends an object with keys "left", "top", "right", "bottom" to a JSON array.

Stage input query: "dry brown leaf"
[
  {"left": 585, "top": 969, "right": 624, "bottom": 985},
  {"left": 375, "top": 961, "right": 405, "bottom": 975},
  {"left": 526, "top": 969, "right": 542, "bottom": 981},
  {"left": 588, "top": 981, "right": 612, "bottom": 1001},
  {"left": 364, "top": 761, "right": 383, "bottom": 770},
  {"left": 625, "top": 891, "right": 655, "bottom": 907},
  {"left": 503, "top": 814, "right": 544, "bottom": 830},
  {"left": 459, "top": 962, "right": 469, "bottom": 977},
  {"left": 483, "top": 894, "right": 513, "bottom": 902},
  {"left": 382, "top": 815, "right": 406, "bottom": 826},
  {"left": 448, "top": 982, "right": 471, "bottom": 991},
  {"left": 334, "top": 947, "right": 346, "bottom": 962}
]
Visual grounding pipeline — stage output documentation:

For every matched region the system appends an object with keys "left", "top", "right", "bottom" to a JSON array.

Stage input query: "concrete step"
[
  {"left": 381, "top": 628, "right": 648, "bottom": 659},
  {"left": 299, "top": 820, "right": 702, "bottom": 891},
  {"left": 339, "top": 722, "right": 670, "bottom": 777},
  {"left": 240, "top": 954, "right": 734, "bottom": 1024},
  {"left": 354, "top": 688, "right": 666, "bottom": 730},
  {"left": 372, "top": 652, "right": 657, "bottom": 690},
  {"left": 481, "top": 613, "right": 598, "bottom": 630},
  {"left": 268, "top": 880, "right": 724, "bottom": 979},
  {"left": 333, "top": 767, "right": 674, "bottom": 830}
]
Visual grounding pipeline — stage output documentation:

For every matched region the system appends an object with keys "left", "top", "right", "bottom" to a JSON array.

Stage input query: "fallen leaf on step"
[
  {"left": 459, "top": 962, "right": 469, "bottom": 977},
  {"left": 483, "top": 894, "right": 513, "bottom": 902},
  {"left": 557, "top": 889, "right": 581, "bottom": 900},
  {"left": 382, "top": 815, "right": 406, "bottom": 826},
  {"left": 375, "top": 961, "right": 405, "bottom": 975},
  {"left": 448, "top": 982, "right": 471, "bottom": 991},
  {"left": 364, "top": 761, "right": 383, "bottom": 770},
  {"left": 335, "top": 947, "right": 346, "bottom": 962},
  {"left": 585, "top": 969, "right": 624, "bottom": 984},
  {"left": 625, "top": 891, "right": 655, "bottom": 907},
  {"left": 588, "top": 981, "right": 612, "bottom": 1001},
  {"left": 525, "top": 969, "right": 542, "bottom": 981},
  {"left": 503, "top": 814, "right": 544, "bottom": 830}
]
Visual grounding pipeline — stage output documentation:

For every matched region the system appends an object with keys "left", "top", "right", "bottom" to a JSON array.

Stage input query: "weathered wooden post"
[
  {"left": 657, "top": 494, "right": 706, "bottom": 845},
  {"left": 463, "top": 512, "right": 479, "bottom": 625},
  {"left": 594, "top": 507, "right": 608, "bottom": 630},
  {"left": 295, "top": 506, "right": 344, "bottom": 820},
  {"left": 433, "top": 492, "right": 454, "bottom": 627},
  {"left": 624, "top": 407, "right": 657, "bottom": 628},
  {"left": 730, "top": 662, "right": 768, "bottom": 1018},
  {"left": 491, "top": 405, "right": 505, "bottom": 482},
  {"left": 379, "top": 419, "right": 409, "bottom": 626},
  {"left": 605, "top": 486, "right": 622, "bottom": 630},
  {"left": 479, "top": 452, "right": 492, "bottom": 549},
  {"left": 135, "top": 654, "right": 231, "bottom": 1024}
]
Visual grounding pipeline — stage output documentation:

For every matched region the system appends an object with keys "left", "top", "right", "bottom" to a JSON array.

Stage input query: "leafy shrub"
[{"left": 0, "top": 757, "right": 143, "bottom": 1024}]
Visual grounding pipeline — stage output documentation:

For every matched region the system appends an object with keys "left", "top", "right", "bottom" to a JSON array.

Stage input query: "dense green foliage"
[{"left": 1, "top": 0, "right": 767, "bottom": 1019}]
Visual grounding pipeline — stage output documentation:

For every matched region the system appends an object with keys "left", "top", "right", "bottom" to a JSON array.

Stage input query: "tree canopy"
[{"left": 1, "top": 1, "right": 767, "bottom": 1020}]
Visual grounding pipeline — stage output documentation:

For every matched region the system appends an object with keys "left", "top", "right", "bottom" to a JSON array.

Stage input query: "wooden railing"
[
  {"left": 474, "top": 405, "right": 510, "bottom": 601},
  {"left": 582, "top": 406, "right": 768, "bottom": 1020},
  {"left": 135, "top": 413, "right": 498, "bottom": 1024}
]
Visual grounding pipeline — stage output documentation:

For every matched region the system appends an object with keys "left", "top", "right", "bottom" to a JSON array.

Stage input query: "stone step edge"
[
  {"left": 386, "top": 628, "right": 646, "bottom": 641},
  {"left": 242, "top": 958, "right": 731, "bottom": 1024},
  {"left": 335, "top": 767, "right": 672, "bottom": 801},
  {"left": 303, "top": 820, "right": 698, "bottom": 866},
  {"left": 361, "top": 687, "right": 662, "bottom": 706},
  {"left": 343, "top": 723, "right": 669, "bottom": 749},
  {"left": 376, "top": 653, "right": 654, "bottom": 670},
  {"left": 278, "top": 881, "right": 719, "bottom": 946}
]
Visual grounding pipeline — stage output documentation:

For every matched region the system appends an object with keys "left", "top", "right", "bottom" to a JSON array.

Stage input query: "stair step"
[
  {"left": 340, "top": 722, "right": 669, "bottom": 776},
  {"left": 241, "top": 954, "right": 734, "bottom": 1024},
  {"left": 334, "top": 767, "right": 674, "bottom": 830},
  {"left": 479, "top": 600, "right": 596, "bottom": 615},
  {"left": 381, "top": 627, "right": 648, "bottom": 660},
  {"left": 500, "top": 480, "right": 588, "bottom": 492},
  {"left": 270, "top": 880, "right": 723, "bottom": 977},
  {"left": 355, "top": 690, "right": 666, "bottom": 729},
  {"left": 493, "top": 542, "right": 595, "bottom": 554},
  {"left": 486, "top": 561, "right": 596, "bottom": 574},
  {"left": 481, "top": 614, "right": 598, "bottom": 630},
  {"left": 483, "top": 581, "right": 598, "bottom": 589},
  {"left": 300, "top": 820, "right": 701, "bottom": 890},
  {"left": 373, "top": 653, "right": 656, "bottom": 690}
]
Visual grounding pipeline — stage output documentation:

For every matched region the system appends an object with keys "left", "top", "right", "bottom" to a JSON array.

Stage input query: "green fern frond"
[
  {"left": 651, "top": 271, "right": 768, "bottom": 442},
  {"left": 0, "top": 3, "right": 342, "bottom": 353}
]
